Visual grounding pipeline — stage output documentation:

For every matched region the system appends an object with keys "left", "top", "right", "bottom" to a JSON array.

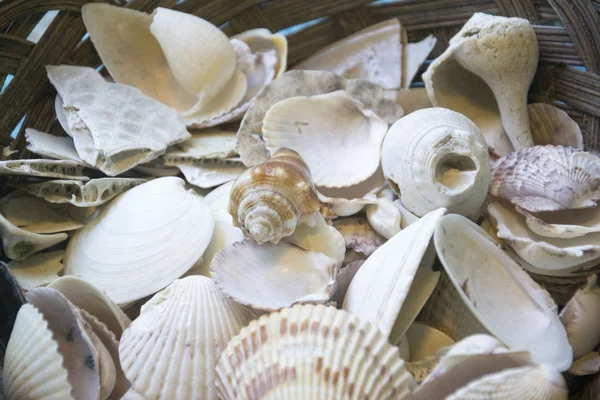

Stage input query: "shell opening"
[{"left": 435, "top": 153, "right": 477, "bottom": 193}]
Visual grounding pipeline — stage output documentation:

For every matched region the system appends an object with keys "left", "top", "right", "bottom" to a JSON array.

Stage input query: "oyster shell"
[
  {"left": 118, "top": 276, "right": 253, "bottom": 399},
  {"left": 529, "top": 103, "right": 583, "bottom": 149},
  {"left": 232, "top": 28, "right": 288, "bottom": 78},
  {"left": 0, "top": 159, "right": 88, "bottom": 181},
  {"left": 64, "top": 177, "right": 214, "bottom": 305},
  {"left": 423, "top": 13, "right": 538, "bottom": 154},
  {"left": 166, "top": 157, "right": 246, "bottom": 189},
  {"left": 490, "top": 146, "right": 600, "bottom": 212},
  {"left": 228, "top": 148, "right": 320, "bottom": 244},
  {"left": 332, "top": 216, "right": 385, "bottom": 256},
  {"left": 263, "top": 90, "right": 388, "bottom": 188},
  {"left": 382, "top": 108, "right": 489, "bottom": 219},
  {"left": 216, "top": 304, "right": 415, "bottom": 399},
  {"left": 25, "top": 128, "right": 87, "bottom": 164},
  {"left": 7, "top": 251, "right": 64, "bottom": 291}
]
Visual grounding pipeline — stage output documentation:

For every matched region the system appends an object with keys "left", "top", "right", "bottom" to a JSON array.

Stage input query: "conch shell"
[
  {"left": 228, "top": 148, "right": 320, "bottom": 244},
  {"left": 381, "top": 108, "right": 490, "bottom": 220}
]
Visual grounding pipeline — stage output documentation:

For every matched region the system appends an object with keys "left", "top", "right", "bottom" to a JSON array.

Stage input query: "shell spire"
[{"left": 228, "top": 148, "right": 321, "bottom": 244}]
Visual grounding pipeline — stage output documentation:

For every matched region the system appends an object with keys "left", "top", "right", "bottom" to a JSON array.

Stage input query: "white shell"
[
  {"left": 332, "top": 217, "right": 385, "bottom": 256},
  {"left": 284, "top": 212, "right": 346, "bottom": 265},
  {"left": 65, "top": 177, "right": 214, "bottom": 305},
  {"left": 263, "top": 90, "right": 388, "bottom": 188},
  {"left": 8, "top": 251, "right": 64, "bottom": 291},
  {"left": 515, "top": 205, "right": 600, "bottom": 239},
  {"left": 406, "top": 323, "right": 455, "bottom": 362},
  {"left": 118, "top": 276, "right": 253, "bottom": 400},
  {"left": 2, "top": 194, "right": 83, "bottom": 233},
  {"left": 232, "top": 28, "right": 288, "bottom": 78},
  {"left": 25, "top": 128, "right": 87, "bottom": 164},
  {"left": 204, "top": 180, "right": 234, "bottom": 213},
  {"left": 394, "top": 199, "right": 420, "bottom": 229},
  {"left": 0, "top": 159, "right": 88, "bottom": 181},
  {"left": 529, "top": 103, "right": 583, "bottom": 149},
  {"left": 216, "top": 304, "right": 415, "bottom": 399},
  {"left": 432, "top": 214, "right": 572, "bottom": 371},
  {"left": 365, "top": 188, "right": 402, "bottom": 239},
  {"left": 404, "top": 35, "right": 437, "bottom": 88},
  {"left": 382, "top": 108, "right": 489, "bottom": 220},
  {"left": 166, "top": 158, "right": 245, "bottom": 188},
  {"left": 165, "top": 129, "right": 237, "bottom": 160},
  {"left": 343, "top": 208, "right": 446, "bottom": 339}
]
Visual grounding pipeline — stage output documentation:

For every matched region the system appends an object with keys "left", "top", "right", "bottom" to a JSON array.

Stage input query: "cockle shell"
[
  {"left": 365, "top": 187, "right": 402, "bottom": 239},
  {"left": 166, "top": 158, "right": 246, "bottom": 189},
  {"left": 228, "top": 148, "right": 320, "bottom": 244},
  {"left": 0, "top": 159, "right": 88, "bottom": 181},
  {"left": 7, "top": 251, "right": 64, "bottom": 291},
  {"left": 423, "top": 13, "right": 538, "bottom": 154},
  {"left": 236, "top": 70, "right": 403, "bottom": 166},
  {"left": 232, "top": 28, "right": 288, "bottom": 79},
  {"left": 25, "top": 128, "right": 88, "bottom": 164},
  {"left": 430, "top": 214, "right": 572, "bottom": 370},
  {"left": 216, "top": 304, "right": 415, "bottom": 399},
  {"left": 332, "top": 217, "right": 385, "bottom": 256},
  {"left": 65, "top": 177, "right": 214, "bottom": 305},
  {"left": 529, "top": 103, "right": 583, "bottom": 149},
  {"left": 1, "top": 194, "right": 82, "bottom": 233},
  {"left": 382, "top": 108, "right": 490, "bottom": 220},
  {"left": 263, "top": 90, "right": 388, "bottom": 188},
  {"left": 118, "top": 276, "right": 253, "bottom": 400}
]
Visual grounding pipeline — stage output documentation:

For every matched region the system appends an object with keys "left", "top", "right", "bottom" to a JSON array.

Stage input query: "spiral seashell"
[{"left": 228, "top": 148, "right": 321, "bottom": 244}]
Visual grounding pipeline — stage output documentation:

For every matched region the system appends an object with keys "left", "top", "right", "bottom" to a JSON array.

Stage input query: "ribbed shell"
[
  {"left": 228, "top": 148, "right": 320, "bottom": 244},
  {"left": 332, "top": 217, "right": 385, "bottom": 256},
  {"left": 118, "top": 276, "right": 253, "bottom": 400},
  {"left": 490, "top": 145, "right": 600, "bottom": 212},
  {"left": 3, "top": 304, "right": 75, "bottom": 400},
  {"left": 216, "top": 304, "right": 414, "bottom": 399}
]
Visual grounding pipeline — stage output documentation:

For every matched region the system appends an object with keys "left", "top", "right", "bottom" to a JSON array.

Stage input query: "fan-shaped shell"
[
  {"left": 216, "top": 304, "right": 415, "bottom": 399},
  {"left": 232, "top": 28, "right": 288, "bottom": 78},
  {"left": 529, "top": 103, "right": 583, "bottom": 149},
  {"left": 382, "top": 108, "right": 489, "bottom": 219},
  {"left": 118, "top": 276, "right": 253, "bottom": 400},
  {"left": 490, "top": 145, "right": 600, "bottom": 212},
  {"left": 65, "top": 177, "right": 214, "bottom": 305},
  {"left": 167, "top": 158, "right": 246, "bottom": 188}
]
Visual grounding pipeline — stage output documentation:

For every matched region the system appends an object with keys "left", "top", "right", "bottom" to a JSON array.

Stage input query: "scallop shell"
[
  {"left": 559, "top": 274, "right": 600, "bottom": 359},
  {"left": 529, "top": 103, "right": 583, "bottom": 149},
  {"left": 232, "top": 28, "right": 288, "bottom": 78},
  {"left": 216, "top": 304, "right": 415, "bottom": 399},
  {"left": 228, "top": 148, "right": 320, "bottom": 244},
  {"left": 236, "top": 70, "right": 403, "bottom": 166},
  {"left": 343, "top": 208, "right": 446, "bottom": 339},
  {"left": 430, "top": 214, "right": 572, "bottom": 370},
  {"left": 423, "top": 13, "right": 538, "bottom": 154},
  {"left": 1, "top": 194, "right": 83, "bottom": 233},
  {"left": 490, "top": 145, "right": 600, "bottom": 212},
  {"left": 25, "top": 128, "right": 87, "bottom": 164},
  {"left": 7, "top": 250, "right": 64, "bottom": 291},
  {"left": 382, "top": 108, "right": 490, "bottom": 219},
  {"left": 64, "top": 177, "right": 214, "bottom": 305},
  {"left": 0, "top": 159, "right": 88, "bottom": 181},
  {"left": 118, "top": 276, "right": 253, "bottom": 400},
  {"left": 263, "top": 90, "right": 388, "bottom": 188},
  {"left": 332, "top": 217, "right": 385, "bottom": 256},
  {"left": 515, "top": 206, "right": 600, "bottom": 239},
  {"left": 406, "top": 323, "right": 455, "bottom": 362},
  {"left": 166, "top": 157, "right": 246, "bottom": 189},
  {"left": 365, "top": 188, "right": 402, "bottom": 239}
]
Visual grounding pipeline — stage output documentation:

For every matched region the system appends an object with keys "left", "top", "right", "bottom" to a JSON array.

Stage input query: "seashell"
[
  {"left": 0, "top": 261, "right": 26, "bottom": 350},
  {"left": 430, "top": 213, "right": 572, "bottom": 370},
  {"left": 3, "top": 303, "right": 75, "bottom": 400},
  {"left": 121, "top": 388, "right": 146, "bottom": 400},
  {"left": 394, "top": 87, "right": 433, "bottom": 115},
  {"left": 406, "top": 357, "right": 439, "bottom": 384},
  {"left": 263, "top": 90, "right": 388, "bottom": 188},
  {"left": 365, "top": 187, "right": 402, "bottom": 239},
  {"left": 232, "top": 28, "right": 288, "bottom": 78},
  {"left": 216, "top": 304, "right": 415, "bottom": 399},
  {"left": 0, "top": 159, "right": 88, "bottom": 181},
  {"left": 515, "top": 206, "right": 600, "bottom": 239},
  {"left": 65, "top": 177, "right": 214, "bottom": 305},
  {"left": 166, "top": 157, "right": 246, "bottom": 189},
  {"left": 488, "top": 201, "right": 600, "bottom": 272},
  {"left": 529, "top": 103, "right": 583, "bottom": 149},
  {"left": 490, "top": 145, "right": 600, "bottom": 212},
  {"left": 7, "top": 250, "right": 64, "bottom": 291},
  {"left": 332, "top": 216, "right": 385, "bottom": 256},
  {"left": 205, "top": 180, "right": 235, "bottom": 212},
  {"left": 526, "top": 269, "right": 589, "bottom": 306},
  {"left": 394, "top": 198, "right": 420, "bottom": 229},
  {"left": 382, "top": 108, "right": 490, "bottom": 220},
  {"left": 211, "top": 239, "right": 338, "bottom": 311},
  {"left": 15, "top": 178, "right": 147, "bottom": 207},
  {"left": 342, "top": 248, "right": 367, "bottom": 267},
  {"left": 118, "top": 276, "right": 253, "bottom": 399},
  {"left": 423, "top": 13, "right": 538, "bottom": 154},
  {"left": 25, "top": 128, "right": 87, "bottom": 164},
  {"left": 559, "top": 274, "right": 600, "bottom": 359},
  {"left": 406, "top": 323, "right": 455, "bottom": 362},
  {"left": 48, "top": 276, "right": 130, "bottom": 339},
  {"left": 228, "top": 148, "right": 320, "bottom": 244},
  {"left": 331, "top": 260, "right": 364, "bottom": 307},
  {"left": 398, "top": 334, "right": 411, "bottom": 360},
  {"left": 236, "top": 70, "right": 403, "bottom": 166},
  {"left": 569, "top": 351, "right": 600, "bottom": 376},
  {"left": 404, "top": 35, "right": 437, "bottom": 88},
  {"left": 164, "top": 129, "right": 237, "bottom": 160},
  {"left": 1, "top": 194, "right": 83, "bottom": 233},
  {"left": 343, "top": 208, "right": 446, "bottom": 340},
  {"left": 47, "top": 65, "right": 190, "bottom": 176}
]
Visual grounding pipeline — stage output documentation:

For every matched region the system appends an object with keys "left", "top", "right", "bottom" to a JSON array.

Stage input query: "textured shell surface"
[
  {"left": 406, "top": 323, "right": 455, "bottom": 362},
  {"left": 332, "top": 216, "right": 385, "bottom": 257},
  {"left": 343, "top": 208, "right": 446, "bottom": 339},
  {"left": 216, "top": 304, "right": 415, "bottom": 399},
  {"left": 515, "top": 206, "right": 600, "bottom": 239},
  {"left": 64, "top": 177, "right": 214, "bottom": 305},
  {"left": 0, "top": 159, "right": 88, "bottom": 181},
  {"left": 1, "top": 194, "right": 83, "bottom": 233},
  {"left": 236, "top": 70, "right": 403, "bottom": 166},
  {"left": 490, "top": 145, "right": 600, "bottom": 212},
  {"left": 434, "top": 214, "right": 573, "bottom": 371},
  {"left": 25, "top": 128, "right": 87, "bottom": 164},
  {"left": 528, "top": 103, "right": 583, "bottom": 149},
  {"left": 381, "top": 108, "right": 489, "bottom": 219},
  {"left": 7, "top": 250, "right": 64, "bottom": 291},
  {"left": 118, "top": 276, "right": 253, "bottom": 400},
  {"left": 228, "top": 148, "right": 320, "bottom": 244},
  {"left": 263, "top": 90, "right": 388, "bottom": 188}
]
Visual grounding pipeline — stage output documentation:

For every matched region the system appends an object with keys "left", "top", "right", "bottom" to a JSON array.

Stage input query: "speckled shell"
[
  {"left": 216, "top": 304, "right": 415, "bottom": 399},
  {"left": 228, "top": 148, "right": 321, "bottom": 244}
]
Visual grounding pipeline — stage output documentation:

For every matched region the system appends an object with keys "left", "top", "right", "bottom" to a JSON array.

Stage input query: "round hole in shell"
[{"left": 434, "top": 153, "right": 477, "bottom": 193}]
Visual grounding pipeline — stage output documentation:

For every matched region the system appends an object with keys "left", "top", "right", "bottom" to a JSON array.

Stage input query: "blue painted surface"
[
  {"left": 279, "top": 17, "right": 326, "bottom": 36},
  {"left": 10, "top": 116, "right": 25, "bottom": 139},
  {"left": 1, "top": 75, "right": 13, "bottom": 94}
]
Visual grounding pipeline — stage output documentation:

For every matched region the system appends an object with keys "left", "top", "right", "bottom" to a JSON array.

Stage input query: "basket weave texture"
[{"left": 0, "top": 0, "right": 600, "bottom": 155}]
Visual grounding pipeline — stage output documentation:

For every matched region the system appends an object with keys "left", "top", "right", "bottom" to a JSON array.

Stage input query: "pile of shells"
[{"left": 1, "top": 7, "right": 599, "bottom": 399}]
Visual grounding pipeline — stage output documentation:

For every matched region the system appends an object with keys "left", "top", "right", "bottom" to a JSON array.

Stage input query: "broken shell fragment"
[
  {"left": 516, "top": 206, "right": 600, "bottom": 239},
  {"left": 394, "top": 88, "right": 433, "bottom": 115},
  {"left": 7, "top": 251, "right": 64, "bottom": 291},
  {"left": 228, "top": 148, "right": 320, "bottom": 244},
  {"left": 118, "top": 276, "right": 253, "bottom": 400},
  {"left": 529, "top": 103, "right": 583, "bottom": 149},
  {"left": 216, "top": 304, "right": 415, "bottom": 399},
  {"left": 382, "top": 108, "right": 490, "bottom": 220},
  {"left": 64, "top": 177, "right": 214, "bottom": 305},
  {"left": 167, "top": 158, "right": 246, "bottom": 189},
  {"left": 365, "top": 187, "right": 402, "bottom": 239},
  {"left": 284, "top": 211, "right": 346, "bottom": 264},
  {"left": 332, "top": 216, "right": 385, "bottom": 256},
  {"left": 25, "top": 128, "right": 87, "bottom": 164},
  {"left": 0, "top": 159, "right": 88, "bottom": 181},
  {"left": 406, "top": 323, "right": 455, "bottom": 362},
  {"left": 232, "top": 28, "right": 288, "bottom": 78},
  {"left": 1, "top": 194, "right": 83, "bottom": 233},
  {"left": 164, "top": 129, "right": 237, "bottom": 160}
]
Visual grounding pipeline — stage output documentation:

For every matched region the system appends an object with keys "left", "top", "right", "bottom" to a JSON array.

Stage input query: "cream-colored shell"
[
  {"left": 332, "top": 217, "right": 385, "bottom": 256},
  {"left": 232, "top": 28, "right": 288, "bottom": 78},
  {"left": 25, "top": 128, "right": 87, "bottom": 164},
  {"left": 216, "top": 304, "right": 415, "bottom": 399},
  {"left": 166, "top": 158, "right": 246, "bottom": 189},
  {"left": 7, "top": 251, "right": 64, "bottom": 291},
  {"left": 529, "top": 103, "right": 583, "bottom": 149},
  {"left": 365, "top": 187, "right": 402, "bottom": 239},
  {"left": 1, "top": 194, "right": 82, "bottom": 233},
  {"left": 515, "top": 206, "right": 600, "bottom": 239},
  {"left": 0, "top": 159, "right": 88, "bottom": 181},
  {"left": 119, "top": 276, "right": 253, "bottom": 400},
  {"left": 394, "top": 199, "right": 420, "bottom": 229},
  {"left": 406, "top": 323, "right": 455, "bottom": 362},
  {"left": 330, "top": 260, "right": 364, "bottom": 307},
  {"left": 382, "top": 108, "right": 490, "bottom": 219}
]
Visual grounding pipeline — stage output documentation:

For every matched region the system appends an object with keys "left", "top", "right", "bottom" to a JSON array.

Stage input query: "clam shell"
[
  {"left": 166, "top": 158, "right": 245, "bottom": 189},
  {"left": 431, "top": 214, "right": 572, "bottom": 370},
  {"left": 7, "top": 250, "right": 64, "bottom": 291},
  {"left": 118, "top": 276, "right": 253, "bottom": 399},
  {"left": 526, "top": 270, "right": 589, "bottom": 306},
  {"left": 515, "top": 206, "right": 600, "bottom": 239},
  {"left": 332, "top": 217, "right": 385, "bottom": 257},
  {"left": 216, "top": 304, "right": 415, "bottom": 399},
  {"left": 24, "top": 128, "right": 87, "bottom": 164},
  {"left": 232, "top": 28, "right": 288, "bottom": 78},
  {"left": 284, "top": 212, "right": 346, "bottom": 264},
  {"left": 382, "top": 108, "right": 490, "bottom": 219},
  {"left": 529, "top": 103, "right": 583, "bottom": 149},
  {"left": 65, "top": 177, "right": 214, "bottom": 305},
  {"left": 2, "top": 194, "right": 83, "bottom": 233},
  {"left": 0, "top": 159, "right": 88, "bottom": 181}
]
